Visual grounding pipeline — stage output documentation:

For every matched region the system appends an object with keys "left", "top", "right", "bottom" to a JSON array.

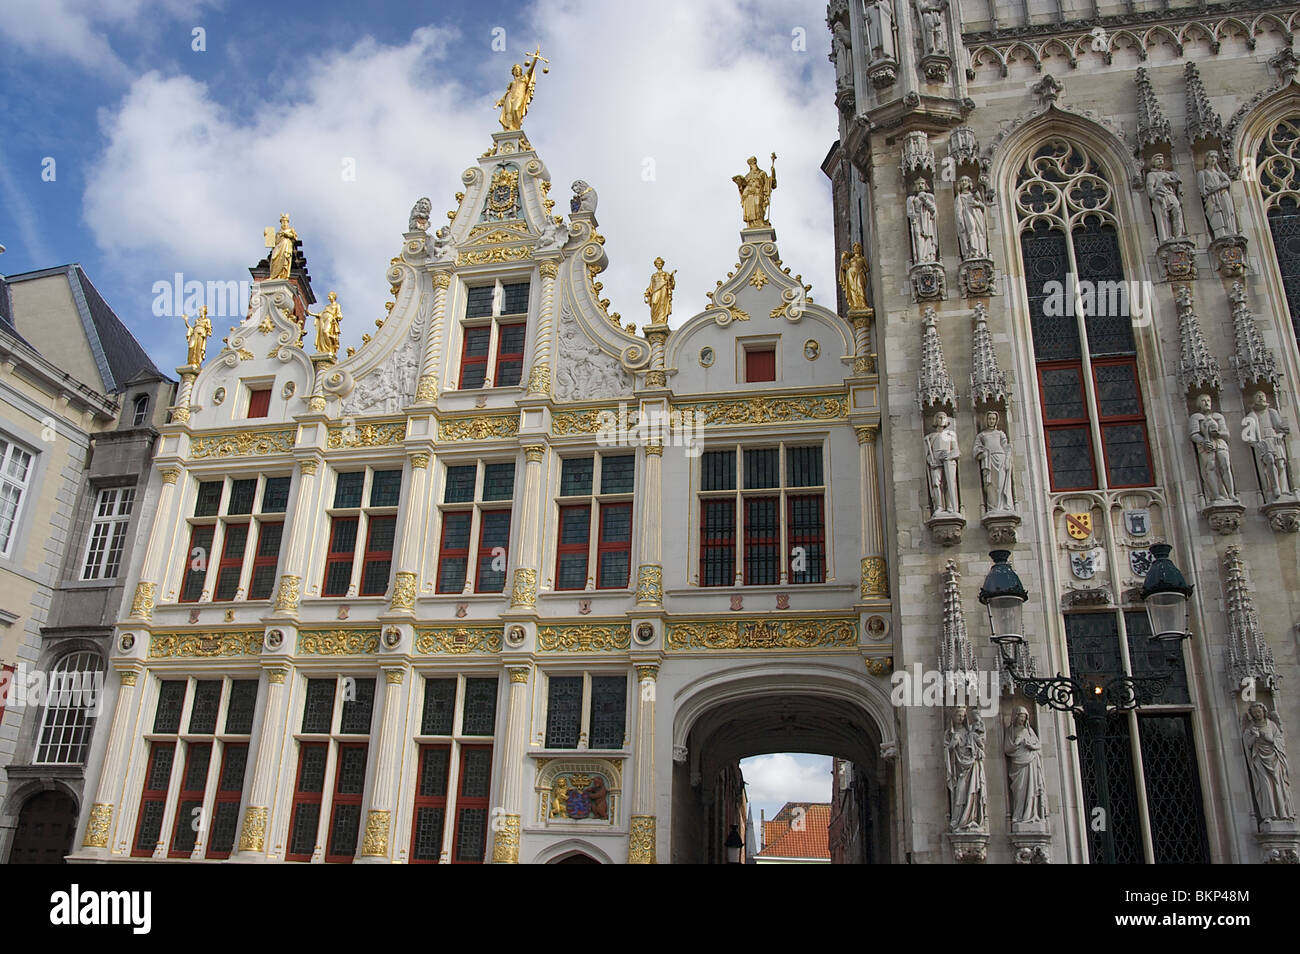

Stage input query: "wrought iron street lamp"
[
  {"left": 1140, "top": 543, "right": 1194, "bottom": 642},
  {"left": 978, "top": 549, "right": 1029, "bottom": 646},
  {"left": 725, "top": 824, "right": 743, "bottom": 864}
]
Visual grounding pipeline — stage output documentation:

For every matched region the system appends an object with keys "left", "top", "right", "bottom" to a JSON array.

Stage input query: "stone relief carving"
[
  {"left": 554, "top": 307, "right": 632, "bottom": 402},
  {"left": 342, "top": 326, "right": 420, "bottom": 415}
]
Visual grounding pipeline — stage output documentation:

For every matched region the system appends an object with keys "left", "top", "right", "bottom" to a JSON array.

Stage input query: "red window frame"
[
  {"left": 206, "top": 742, "right": 248, "bottom": 860},
  {"left": 450, "top": 744, "right": 493, "bottom": 864},
  {"left": 458, "top": 326, "right": 491, "bottom": 389},
  {"left": 474, "top": 508, "right": 511, "bottom": 593},
  {"left": 554, "top": 504, "right": 591, "bottom": 590},
  {"left": 745, "top": 348, "right": 776, "bottom": 383},
  {"left": 212, "top": 522, "right": 249, "bottom": 602},
  {"left": 286, "top": 742, "right": 327, "bottom": 862},
  {"left": 596, "top": 502, "right": 632, "bottom": 589},
  {"left": 786, "top": 493, "right": 826, "bottom": 583},
  {"left": 179, "top": 524, "right": 215, "bottom": 602},
  {"left": 0, "top": 663, "right": 14, "bottom": 726},
  {"left": 247, "top": 388, "right": 271, "bottom": 419},
  {"left": 1091, "top": 356, "right": 1155, "bottom": 489},
  {"left": 742, "top": 496, "right": 780, "bottom": 585},
  {"left": 324, "top": 742, "right": 369, "bottom": 864},
  {"left": 436, "top": 511, "right": 472, "bottom": 594},
  {"left": 699, "top": 499, "right": 736, "bottom": 587},
  {"left": 409, "top": 744, "right": 452, "bottom": 865},
  {"left": 493, "top": 321, "right": 527, "bottom": 387},
  {"left": 322, "top": 516, "right": 358, "bottom": 597},
  {"left": 132, "top": 741, "right": 176, "bottom": 857},
  {"left": 168, "top": 741, "right": 212, "bottom": 858},
  {"left": 248, "top": 521, "right": 283, "bottom": 600},
  {"left": 1036, "top": 360, "right": 1098, "bottom": 492},
  {"left": 359, "top": 515, "right": 396, "bottom": 596}
]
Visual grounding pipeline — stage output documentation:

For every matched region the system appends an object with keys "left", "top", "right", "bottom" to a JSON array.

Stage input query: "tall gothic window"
[
  {"left": 1014, "top": 138, "right": 1154, "bottom": 491},
  {"left": 1256, "top": 116, "right": 1300, "bottom": 348}
]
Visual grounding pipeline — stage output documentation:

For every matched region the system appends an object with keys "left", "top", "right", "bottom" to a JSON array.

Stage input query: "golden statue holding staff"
[
  {"left": 309, "top": 291, "right": 343, "bottom": 357},
  {"left": 839, "top": 241, "right": 871, "bottom": 313},
  {"left": 644, "top": 257, "right": 676, "bottom": 325},
  {"left": 496, "top": 46, "right": 549, "bottom": 131},
  {"left": 733, "top": 153, "right": 777, "bottom": 228},
  {"left": 265, "top": 213, "right": 298, "bottom": 280},
  {"left": 183, "top": 306, "right": 212, "bottom": 368}
]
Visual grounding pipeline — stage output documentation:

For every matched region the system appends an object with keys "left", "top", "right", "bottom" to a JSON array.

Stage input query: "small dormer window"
[
  {"left": 131, "top": 394, "right": 150, "bottom": 427},
  {"left": 247, "top": 388, "right": 272, "bottom": 419},
  {"left": 458, "top": 279, "right": 530, "bottom": 389}
]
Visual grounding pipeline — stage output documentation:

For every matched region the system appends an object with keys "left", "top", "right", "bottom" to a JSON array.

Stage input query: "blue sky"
[{"left": 0, "top": 0, "right": 839, "bottom": 371}]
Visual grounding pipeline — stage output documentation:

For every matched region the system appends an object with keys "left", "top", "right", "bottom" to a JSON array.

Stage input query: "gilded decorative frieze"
[
  {"left": 273, "top": 574, "right": 301, "bottom": 614},
  {"left": 326, "top": 421, "right": 405, "bottom": 448},
  {"left": 149, "top": 631, "right": 264, "bottom": 658},
  {"left": 672, "top": 393, "right": 848, "bottom": 427},
  {"left": 238, "top": 806, "right": 268, "bottom": 853},
  {"left": 666, "top": 616, "right": 857, "bottom": 651},
  {"left": 861, "top": 557, "right": 888, "bottom": 599},
  {"left": 537, "top": 624, "right": 632, "bottom": 653},
  {"left": 415, "top": 626, "right": 503, "bottom": 655},
  {"left": 438, "top": 414, "right": 519, "bottom": 442},
  {"left": 492, "top": 814, "right": 521, "bottom": 864},
  {"left": 297, "top": 629, "right": 381, "bottom": 655},
  {"left": 190, "top": 429, "right": 295, "bottom": 459},
  {"left": 415, "top": 375, "right": 438, "bottom": 402},
  {"left": 129, "top": 582, "right": 155, "bottom": 620},
  {"left": 527, "top": 364, "right": 552, "bottom": 394},
  {"left": 551, "top": 408, "right": 609, "bottom": 435},
  {"left": 628, "top": 815, "right": 657, "bottom": 864},
  {"left": 390, "top": 571, "right": 417, "bottom": 610},
  {"left": 83, "top": 804, "right": 112, "bottom": 848},
  {"left": 360, "top": 810, "right": 390, "bottom": 857},
  {"left": 457, "top": 245, "right": 532, "bottom": 267},
  {"left": 510, "top": 567, "right": 538, "bottom": 607},
  {"left": 635, "top": 565, "right": 663, "bottom": 604}
]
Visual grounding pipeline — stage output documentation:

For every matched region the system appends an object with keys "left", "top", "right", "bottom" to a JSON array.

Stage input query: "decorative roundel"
[
  {"left": 281, "top": 380, "right": 296, "bottom": 399},
  {"left": 212, "top": 387, "right": 226, "bottom": 406},
  {"left": 635, "top": 623, "right": 655, "bottom": 644},
  {"left": 866, "top": 615, "right": 889, "bottom": 640},
  {"left": 804, "top": 339, "right": 820, "bottom": 360},
  {"left": 699, "top": 347, "right": 715, "bottom": 368},
  {"left": 382, "top": 627, "right": 402, "bottom": 649},
  {"left": 119, "top": 633, "right": 135, "bottom": 652},
  {"left": 264, "top": 628, "right": 284, "bottom": 651},
  {"left": 505, "top": 625, "right": 527, "bottom": 647}
]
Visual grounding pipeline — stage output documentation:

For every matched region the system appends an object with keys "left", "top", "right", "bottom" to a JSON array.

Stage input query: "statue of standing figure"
[
  {"left": 865, "top": 0, "right": 896, "bottom": 62},
  {"left": 644, "top": 257, "right": 676, "bottom": 326},
  {"left": 925, "top": 410, "right": 961, "bottom": 514},
  {"left": 183, "top": 306, "right": 212, "bottom": 368},
  {"left": 973, "top": 410, "right": 1014, "bottom": 513},
  {"left": 309, "top": 291, "right": 343, "bottom": 358},
  {"left": 907, "top": 179, "right": 939, "bottom": 264},
  {"left": 1242, "top": 703, "right": 1294, "bottom": 822},
  {"left": 1242, "top": 390, "right": 1294, "bottom": 501},
  {"left": 830, "top": 21, "right": 852, "bottom": 91},
  {"left": 1004, "top": 706, "right": 1046, "bottom": 826},
  {"left": 267, "top": 213, "right": 298, "bottom": 280},
  {"left": 917, "top": 0, "right": 949, "bottom": 55},
  {"left": 733, "top": 154, "right": 778, "bottom": 229},
  {"left": 946, "top": 706, "right": 987, "bottom": 832},
  {"left": 1197, "top": 150, "right": 1239, "bottom": 239},
  {"left": 1188, "top": 393, "right": 1236, "bottom": 501},
  {"left": 954, "top": 175, "right": 989, "bottom": 260},
  {"left": 839, "top": 241, "right": 870, "bottom": 312},
  {"left": 1145, "top": 154, "right": 1187, "bottom": 243}
]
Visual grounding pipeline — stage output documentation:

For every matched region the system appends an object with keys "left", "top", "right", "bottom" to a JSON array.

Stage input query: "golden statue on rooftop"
[
  {"left": 183, "top": 306, "right": 212, "bottom": 368},
  {"left": 839, "top": 242, "right": 871, "bottom": 314},
  {"left": 265, "top": 213, "right": 298, "bottom": 280},
  {"left": 309, "top": 291, "right": 343, "bottom": 357},
  {"left": 496, "top": 46, "right": 548, "bottom": 131},
  {"left": 644, "top": 257, "right": 676, "bottom": 326},
  {"left": 733, "top": 153, "right": 777, "bottom": 228}
]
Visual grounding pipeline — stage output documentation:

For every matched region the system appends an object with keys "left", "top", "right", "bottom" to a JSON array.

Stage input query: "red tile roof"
[{"left": 756, "top": 803, "right": 831, "bottom": 859}]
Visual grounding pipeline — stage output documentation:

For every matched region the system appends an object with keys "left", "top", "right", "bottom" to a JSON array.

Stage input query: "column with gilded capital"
[
  {"left": 270, "top": 457, "right": 322, "bottom": 618},
  {"left": 509, "top": 444, "right": 547, "bottom": 609},
  {"left": 635, "top": 442, "right": 664, "bottom": 606},
  {"left": 236, "top": 666, "right": 292, "bottom": 859},
  {"left": 850, "top": 311, "right": 875, "bottom": 375},
  {"left": 80, "top": 668, "right": 144, "bottom": 855},
  {"left": 359, "top": 666, "right": 409, "bottom": 862},
  {"left": 491, "top": 664, "right": 532, "bottom": 863},
  {"left": 389, "top": 452, "right": 430, "bottom": 614},
  {"left": 628, "top": 663, "right": 659, "bottom": 863},
  {"left": 528, "top": 260, "right": 559, "bottom": 395},
  {"left": 856, "top": 425, "right": 888, "bottom": 599},
  {"left": 128, "top": 467, "right": 183, "bottom": 621},
  {"left": 416, "top": 271, "right": 452, "bottom": 402}
]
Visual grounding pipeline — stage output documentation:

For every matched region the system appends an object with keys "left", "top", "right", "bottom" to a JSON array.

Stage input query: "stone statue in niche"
[
  {"left": 830, "top": 21, "right": 852, "bottom": 92},
  {"left": 1197, "top": 150, "right": 1238, "bottom": 239},
  {"left": 1145, "top": 154, "right": 1187, "bottom": 243},
  {"left": 1188, "top": 393, "right": 1237, "bottom": 501},
  {"left": 864, "top": 0, "right": 896, "bottom": 62},
  {"left": 1004, "top": 706, "right": 1046, "bottom": 826},
  {"left": 945, "top": 706, "right": 987, "bottom": 832},
  {"left": 973, "top": 410, "right": 1014, "bottom": 513},
  {"left": 1242, "top": 391, "right": 1294, "bottom": 501},
  {"left": 925, "top": 410, "right": 961, "bottom": 514},
  {"left": 907, "top": 178, "right": 938, "bottom": 264},
  {"left": 917, "top": 0, "right": 948, "bottom": 55},
  {"left": 953, "top": 175, "right": 989, "bottom": 261},
  {"left": 1242, "top": 703, "right": 1294, "bottom": 822}
]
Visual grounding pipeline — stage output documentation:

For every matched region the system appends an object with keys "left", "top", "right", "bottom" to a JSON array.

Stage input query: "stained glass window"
[
  {"left": 545, "top": 676, "right": 583, "bottom": 748},
  {"left": 1257, "top": 116, "right": 1300, "bottom": 346}
]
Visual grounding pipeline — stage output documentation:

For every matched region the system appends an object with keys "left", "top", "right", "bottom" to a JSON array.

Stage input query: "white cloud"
[
  {"left": 741, "top": 752, "right": 832, "bottom": 810},
  {"left": 80, "top": 0, "right": 837, "bottom": 364}
]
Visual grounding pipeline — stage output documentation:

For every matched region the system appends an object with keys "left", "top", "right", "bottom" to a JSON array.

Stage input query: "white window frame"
[
  {"left": 80, "top": 486, "right": 136, "bottom": 581},
  {"left": 435, "top": 459, "right": 516, "bottom": 595},
  {"left": 33, "top": 651, "right": 105, "bottom": 764},
  {"left": 181, "top": 474, "right": 291, "bottom": 603},
  {"left": 553, "top": 452, "right": 636, "bottom": 592},
  {"left": 322, "top": 466, "right": 402, "bottom": 598},
  {"left": 457, "top": 276, "right": 532, "bottom": 390},
  {"left": 539, "top": 670, "right": 630, "bottom": 752},
  {"left": 0, "top": 438, "right": 35, "bottom": 559}
]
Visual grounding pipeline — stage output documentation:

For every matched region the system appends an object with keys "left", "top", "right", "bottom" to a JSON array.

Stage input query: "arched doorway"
[
  {"left": 8, "top": 790, "right": 78, "bottom": 864},
  {"left": 670, "top": 668, "right": 896, "bottom": 864},
  {"left": 551, "top": 852, "right": 600, "bottom": 864}
]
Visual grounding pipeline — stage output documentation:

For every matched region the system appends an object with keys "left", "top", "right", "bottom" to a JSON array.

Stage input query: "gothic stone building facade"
[{"left": 72, "top": 0, "right": 1300, "bottom": 864}]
